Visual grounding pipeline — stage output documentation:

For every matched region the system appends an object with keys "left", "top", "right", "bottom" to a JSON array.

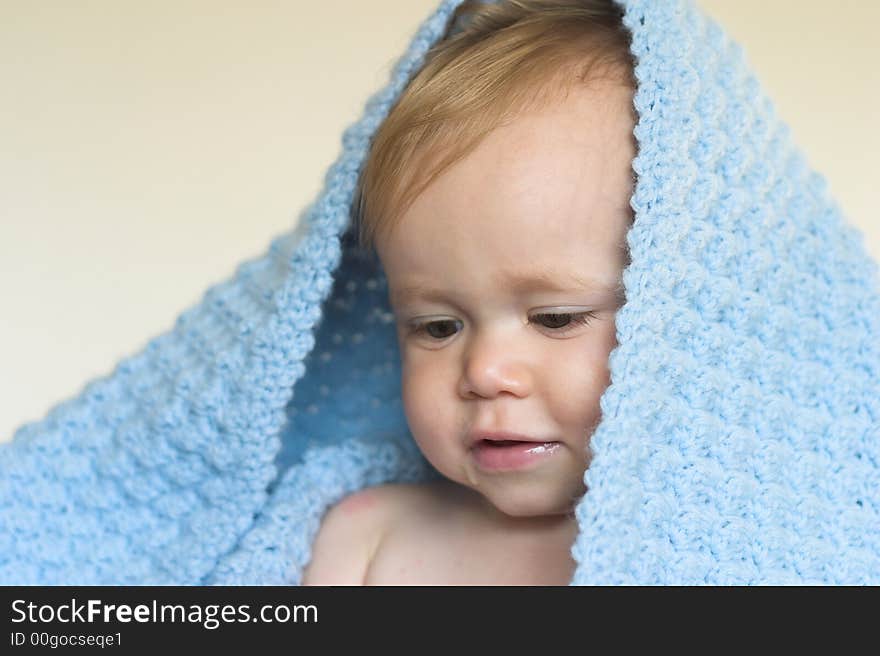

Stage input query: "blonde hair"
[{"left": 353, "top": 0, "right": 636, "bottom": 254}]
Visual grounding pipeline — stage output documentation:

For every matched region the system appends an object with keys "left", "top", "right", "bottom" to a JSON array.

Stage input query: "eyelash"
[{"left": 409, "top": 311, "right": 598, "bottom": 341}]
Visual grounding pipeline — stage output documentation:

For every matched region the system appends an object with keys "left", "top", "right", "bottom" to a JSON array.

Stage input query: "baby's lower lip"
[{"left": 471, "top": 440, "right": 561, "bottom": 472}]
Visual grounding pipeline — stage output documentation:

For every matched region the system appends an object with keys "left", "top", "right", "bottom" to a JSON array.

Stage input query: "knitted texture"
[{"left": 1, "top": 0, "right": 878, "bottom": 585}]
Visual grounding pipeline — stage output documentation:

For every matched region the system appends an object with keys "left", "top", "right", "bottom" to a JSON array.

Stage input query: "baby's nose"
[{"left": 458, "top": 335, "right": 532, "bottom": 399}]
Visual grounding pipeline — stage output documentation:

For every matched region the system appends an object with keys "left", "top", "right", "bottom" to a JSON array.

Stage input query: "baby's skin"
[{"left": 303, "top": 77, "right": 636, "bottom": 585}]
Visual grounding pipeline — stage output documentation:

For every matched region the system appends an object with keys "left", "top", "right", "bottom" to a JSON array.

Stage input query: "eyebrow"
[{"left": 389, "top": 268, "right": 625, "bottom": 308}]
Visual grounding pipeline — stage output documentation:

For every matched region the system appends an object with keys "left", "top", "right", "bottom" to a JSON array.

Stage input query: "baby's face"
[{"left": 376, "top": 80, "right": 635, "bottom": 520}]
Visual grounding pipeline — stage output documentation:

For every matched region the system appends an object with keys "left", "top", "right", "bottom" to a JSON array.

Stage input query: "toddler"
[{"left": 303, "top": 0, "right": 636, "bottom": 585}]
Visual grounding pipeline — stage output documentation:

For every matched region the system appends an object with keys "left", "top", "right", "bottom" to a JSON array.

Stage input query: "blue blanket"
[{"left": 2, "top": 0, "right": 878, "bottom": 585}]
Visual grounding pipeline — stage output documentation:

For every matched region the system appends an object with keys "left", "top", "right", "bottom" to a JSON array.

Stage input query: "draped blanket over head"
[{"left": 2, "top": 0, "right": 878, "bottom": 585}]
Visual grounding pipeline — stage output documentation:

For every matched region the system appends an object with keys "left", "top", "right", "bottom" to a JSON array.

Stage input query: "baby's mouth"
[
  {"left": 470, "top": 440, "right": 563, "bottom": 471},
  {"left": 479, "top": 440, "right": 560, "bottom": 447}
]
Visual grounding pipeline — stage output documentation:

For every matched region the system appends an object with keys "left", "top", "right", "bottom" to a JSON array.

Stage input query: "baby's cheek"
[
  {"left": 401, "top": 358, "right": 446, "bottom": 409},
  {"left": 401, "top": 366, "right": 456, "bottom": 456},
  {"left": 575, "top": 327, "right": 617, "bottom": 389},
  {"left": 550, "top": 349, "right": 609, "bottom": 420},
  {"left": 401, "top": 366, "right": 438, "bottom": 430}
]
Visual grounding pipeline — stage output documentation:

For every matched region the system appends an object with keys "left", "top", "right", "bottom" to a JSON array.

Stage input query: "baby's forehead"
[
  {"left": 376, "top": 84, "right": 635, "bottom": 300},
  {"left": 386, "top": 260, "right": 625, "bottom": 310},
  {"left": 380, "top": 207, "right": 631, "bottom": 310},
  {"left": 439, "top": 98, "right": 629, "bottom": 212},
  {"left": 381, "top": 203, "right": 632, "bottom": 276}
]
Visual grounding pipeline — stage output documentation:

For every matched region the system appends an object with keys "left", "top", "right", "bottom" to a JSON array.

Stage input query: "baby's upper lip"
[{"left": 468, "top": 430, "right": 556, "bottom": 448}]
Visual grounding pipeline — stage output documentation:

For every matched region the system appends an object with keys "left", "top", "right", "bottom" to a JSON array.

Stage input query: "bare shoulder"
[
  {"left": 362, "top": 479, "right": 495, "bottom": 585},
  {"left": 301, "top": 482, "right": 431, "bottom": 585}
]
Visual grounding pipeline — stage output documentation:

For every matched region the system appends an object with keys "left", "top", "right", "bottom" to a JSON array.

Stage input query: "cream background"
[{"left": 1, "top": 1, "right": 877, "bottom": 442}]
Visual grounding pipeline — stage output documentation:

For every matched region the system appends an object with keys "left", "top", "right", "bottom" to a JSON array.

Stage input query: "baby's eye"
[
  {"left": 530, "top": 311, "right": 597, "bottom": 335},
  {"left": 411, "top": 319, "right": 462, "bottom": 340}
]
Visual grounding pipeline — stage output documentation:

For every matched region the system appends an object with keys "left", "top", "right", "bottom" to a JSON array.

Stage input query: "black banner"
[
  {"left": 3, "top": 586, "right": 589, "bottom": 649},
  {"left": 0, "top": 585, "right": 864, "bottom": 650}
]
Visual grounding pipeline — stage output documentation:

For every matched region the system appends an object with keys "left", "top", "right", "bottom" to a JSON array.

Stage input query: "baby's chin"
[{"left": 468, "top": 478, "right": 585, "bottom": 523}]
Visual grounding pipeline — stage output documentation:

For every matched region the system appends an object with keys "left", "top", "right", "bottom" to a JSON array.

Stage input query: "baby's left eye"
[{"left": 530, "top": 311, "right": 597, "bottom": 334}]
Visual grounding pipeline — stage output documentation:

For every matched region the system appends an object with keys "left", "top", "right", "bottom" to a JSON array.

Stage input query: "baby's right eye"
[{"left": 410, "top": 319, "right": 462, "bottom": 340}]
